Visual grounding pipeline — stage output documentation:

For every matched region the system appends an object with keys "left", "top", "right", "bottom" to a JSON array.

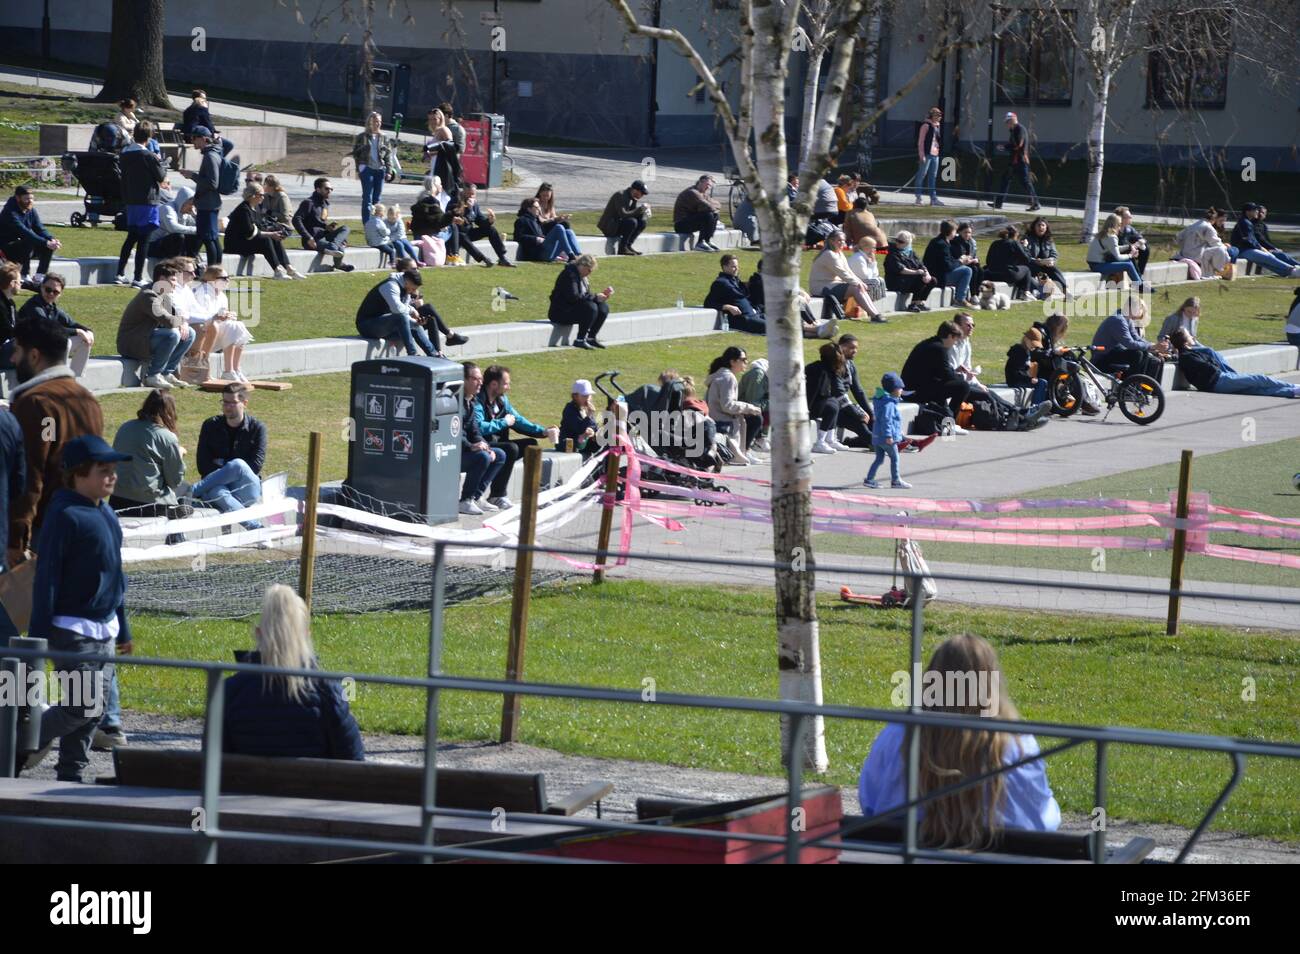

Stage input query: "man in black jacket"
[
  {"left": 704, "top": 254, "right": 765, "bottom": 333},
  {"left": 833, "top": 334, "right": 874, "bottom": 447},
  {"left": 16, "top": 273, "right": 94, "bottom": 376},
  {"left": 177, "top": 126, "right": 224, "bottom": 268},
  {"left": 461, "top": 184, "right": 515, "bottom": 267},
  {"left": 922, "top": 220, "right": 974, "bottom": 306},
  {"left": 190, "top": 384, "right": 269, "bottom": 529},
  {"left": 115, "top": 122, "right": 167, "bottom": 287},
  {"left": 548, "top": 254, "right": 610, "bottom": 349},
  {"left": 993, "top": 112, "right": 1039, "bottom": 211},
  {"left": 1170, "top": 329, "right": 1300, "bottom": 398},
  {"left": 901, "top": 320, "right": 971, "bottom": 422},
  {"left": 292, "top": 178, "right": 354, "bottom": 272},
  {"left": 598, "top": 180, "right": 650, "bottom": 255},
  {"left": 0, "top": 187, "right": 61, "bottom": 288}
]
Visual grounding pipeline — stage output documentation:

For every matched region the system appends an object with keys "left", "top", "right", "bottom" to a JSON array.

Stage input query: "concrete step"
[{"left": 45, "top": 229, "right": 752, "bottom": 288}]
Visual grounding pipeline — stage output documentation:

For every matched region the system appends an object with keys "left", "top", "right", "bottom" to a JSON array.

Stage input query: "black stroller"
[
  {"left": 593, "top": 371, "right": 729, "bottom": 505},
  {"left": 61, "top": 149, "right": 124, "bottom": 227}
]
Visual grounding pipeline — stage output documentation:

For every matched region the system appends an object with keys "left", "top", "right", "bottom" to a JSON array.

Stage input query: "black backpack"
[
  {"left": 970, "top": 399, "right": 1010, "bottom": 431},
  {"left": 909, "top": 402, "right": 953, "bottom": 436},
  {"left": 805, "top": 219, "right": 836, "bottom": 246}
]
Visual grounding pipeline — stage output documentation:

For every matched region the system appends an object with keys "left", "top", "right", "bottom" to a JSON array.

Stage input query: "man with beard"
[{"left": 6, "top": 316, "right": 104, "bottom": 569}]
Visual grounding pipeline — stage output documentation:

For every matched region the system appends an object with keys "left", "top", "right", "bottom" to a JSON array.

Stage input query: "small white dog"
[{"left": 977, "top": 281, "right": 1011, "bottom": 310}]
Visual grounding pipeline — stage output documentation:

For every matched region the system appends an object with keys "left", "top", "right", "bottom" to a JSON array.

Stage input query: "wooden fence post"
[
  {"left": 297, "top": 431, "right": 324, "bottom": 611},
  {"left": 592, "top": 452, "right": 621, "bottom": 584},
  {"left": 1166, "top": 449, "right": 1193, "bottom": 636},
  {"left": 500, "top": 445, "right": 543, "bottom": 742}
]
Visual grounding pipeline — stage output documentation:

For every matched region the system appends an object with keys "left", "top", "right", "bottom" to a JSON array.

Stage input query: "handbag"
[{"left": 179, "top": 348, "right": 212, "bottom": 384}]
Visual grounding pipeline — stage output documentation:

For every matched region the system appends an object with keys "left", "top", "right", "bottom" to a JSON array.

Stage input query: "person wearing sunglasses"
[
  {"left": 15, "top": 273, "right": 95, "bottom": 377},
  {"left": 291, "top": 177, "right": 354, "bottom": 272}
]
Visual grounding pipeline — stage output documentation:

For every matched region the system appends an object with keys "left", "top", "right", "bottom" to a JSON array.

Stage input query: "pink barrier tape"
[
  {"left": 819, "top": 488, "right": 1175, "bottom": 515},
  {"left": 1201, "top": 543, "right": 1300, "bottom": 571},
  {"left": 1206, "top": 504, "right": 1300, "bottom": 527}
]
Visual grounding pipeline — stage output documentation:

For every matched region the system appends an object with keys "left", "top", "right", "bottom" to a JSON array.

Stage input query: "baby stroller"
[
  {"left": 593, "top": 371, "right": 729, "bottom": 505},
  {"left": 61, "top": 149, "right": 124, "bottom": 227}
]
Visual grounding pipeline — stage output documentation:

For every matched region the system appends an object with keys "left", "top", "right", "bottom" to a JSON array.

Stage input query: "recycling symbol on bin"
[{"left": 449, "top": 415, "right": 461, "bottom": 438}]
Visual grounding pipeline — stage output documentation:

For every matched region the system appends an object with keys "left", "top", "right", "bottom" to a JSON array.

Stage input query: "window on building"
[
  {"left": 1147, "top": 13, "right": 1232, "bottom": 109},
  {"left": 994, "top": 9, "right": 1076, "bottom": 106}
]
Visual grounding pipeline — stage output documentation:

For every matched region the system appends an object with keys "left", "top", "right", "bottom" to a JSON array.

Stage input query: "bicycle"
[
  {"left": 1048, "top": 346, "right": 1166, "bottom": 425},
  {"left": 722, "top": 167, "right": 747, "bottom": 221}
]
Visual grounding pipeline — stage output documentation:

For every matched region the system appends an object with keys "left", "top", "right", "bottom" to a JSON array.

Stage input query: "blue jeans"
[
  {"left": 36, "top": 629, "right": 115, "bottom": 781},
  {"left": 1089, "top": 261, "right": 1143, "bottom": 283},
  {"left": 1287, "top": 332, "right": 1300, "bottom": 349},
  {"left": 1269, "top": 250, "right": 1300, "bottom": 269},
  {"left": 462, "top": 446, "right": 506, "bottom": 501},
  {"left": 1237, "top": 248, "right": 1295, "bottom": 277},
  {"left": 359, "top": 167, "right": 385, "bottom": 222},
  {"left": 1214, "top": 372, "right": 1299, "bottom": 398},
  {"left": 99, "top": 664, "right": 121, "bottom": 731},
  {"left": 392, "top": 238, "right": 419, "bottom": 260},
  {"left": 196, "top": 208, "right": 222, "bottom": 267},
  {"left": 916, "top": 156, "right": 939, "bottom": 201},
  {"left": 945, "top": 264, "right": 972, "bottom": 303},
  {"left": 147, "top": 326, "right": 195, "bottom": 376},
  {"left": 541, "top": 226, "right": 581, "bottom": 260},
  {"left": 867, "top": 443, "right": 900, "bottom": 482},
  {"left": 192, "top": 459, "right": 264, "bottom": 529},
  {"left": 357, "top": 312, "right": 437, "bottom": 356},
  {"left": 996, "top": 162, "right": 1037, "bottom": 205}
]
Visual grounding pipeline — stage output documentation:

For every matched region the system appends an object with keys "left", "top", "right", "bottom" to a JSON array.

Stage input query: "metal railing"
[{"left": 3, "top": 537, "right": 1299, "bottom": 865}]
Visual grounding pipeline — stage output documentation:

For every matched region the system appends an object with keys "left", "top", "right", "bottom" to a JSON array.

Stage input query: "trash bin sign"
[
  {"left": 461, "top": 117, "right": 488, "bottom": 187},
  {"left": 345, "top": 356, "right": 464, "bottom": 525}
]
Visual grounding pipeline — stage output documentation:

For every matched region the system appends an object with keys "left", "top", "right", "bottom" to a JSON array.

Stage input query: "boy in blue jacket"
[
  {"left": 865, "top": 372, "right": 913, "bottom": 489},
  {"left": 25, "top": 435, "right": 133, "bottom": 781}
]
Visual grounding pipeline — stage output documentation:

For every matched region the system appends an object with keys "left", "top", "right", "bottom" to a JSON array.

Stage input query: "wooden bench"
[
  {"left": 637, "top": 800, "right": 1154, "bottom": 863},
  {"left": 109, "top": 748, "right": 613, "bottom": 817}
]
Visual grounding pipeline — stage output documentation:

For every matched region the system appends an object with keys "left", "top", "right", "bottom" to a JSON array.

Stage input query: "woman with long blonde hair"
[
  {"left": 222, "top": 585, "right": 364, "bottom": 759},
  {"left": 859, "top": 634, "right": 1059, "bottom": 849}
]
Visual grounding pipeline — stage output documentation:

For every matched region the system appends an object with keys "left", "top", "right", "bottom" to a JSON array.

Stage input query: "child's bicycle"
[{"left": 1049, "top": 346, "right": 1166, "bottom": 425}]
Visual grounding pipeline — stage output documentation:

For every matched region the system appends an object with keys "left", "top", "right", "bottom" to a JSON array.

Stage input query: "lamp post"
[
  {"left": 42, "top": 0, "right": 52, "bottom": 60},
  {"left": 984, "top": 4, "right": 1003, "bottom": 201}
]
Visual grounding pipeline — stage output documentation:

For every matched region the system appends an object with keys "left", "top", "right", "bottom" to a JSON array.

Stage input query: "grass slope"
[{"left": 122, "top": 582, "right": 1300, "bottom": 839}]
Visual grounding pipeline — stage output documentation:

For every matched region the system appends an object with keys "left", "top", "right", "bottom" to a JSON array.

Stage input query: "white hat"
[
  {"left": 572, "top": 379, "right": 593, "bottom": 396},
  {"left": 1004, "top": 111, "right": 1018, "bottom": 122}
]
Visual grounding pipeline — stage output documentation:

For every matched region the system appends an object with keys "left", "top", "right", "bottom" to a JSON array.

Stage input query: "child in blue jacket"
[{"left": 865, "top": 372, "right": 912, "bottom": 489}]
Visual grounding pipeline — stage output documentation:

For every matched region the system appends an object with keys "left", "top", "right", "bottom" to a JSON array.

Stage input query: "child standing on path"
[{"left": 865, "top": 372, "right": 913, "bottom": 489}]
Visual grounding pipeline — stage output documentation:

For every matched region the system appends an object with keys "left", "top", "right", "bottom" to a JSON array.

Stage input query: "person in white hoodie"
[
  {"left": 148, "top": 182, "right": 202, "bottom": 260},
  {"left": 188, "top": 264, "right": 254, "bottom": 382},
  {"left": 364, "top": 204, "right": 399, "bottom": 261},
  {"left": 1173, "top": 207, "right": 1232, "bottom": 280}
]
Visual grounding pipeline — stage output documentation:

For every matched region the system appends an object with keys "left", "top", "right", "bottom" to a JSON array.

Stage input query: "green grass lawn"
[
  {"left": 92, "top": 277, "right": 1297, "bottom": 485},
  {"left": 818, "top": 438, "right": 1300, "bottom": 589},
  {"left": 120, "top": 582, "right": 1300, "bottom": 838}
]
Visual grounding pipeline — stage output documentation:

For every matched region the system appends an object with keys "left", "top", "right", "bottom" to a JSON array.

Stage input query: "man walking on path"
[{"left": 994, "top": 112, "right": 1039, "bottom": 211}]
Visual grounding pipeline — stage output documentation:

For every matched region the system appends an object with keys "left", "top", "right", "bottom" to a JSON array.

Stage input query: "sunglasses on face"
[{"left": 41, "top": 286, "right": 62, "bottom": 296}]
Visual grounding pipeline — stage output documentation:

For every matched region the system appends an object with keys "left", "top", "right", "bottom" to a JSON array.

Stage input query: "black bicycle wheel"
[
  {"left": 728, "top": 180, "right": 745, "bottom": 220},
  {"left": 1117, "top": 373, "right": 1165, "bottom": 425},
  {"left": 1050, "top": 371, "right": 1082, "bottom": 416}
]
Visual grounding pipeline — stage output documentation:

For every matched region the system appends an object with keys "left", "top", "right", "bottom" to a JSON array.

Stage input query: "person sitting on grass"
[
  {"left": 188, "top": 383, "right": 267, "bottom": 530},
  {"left": 1168, "top": 329, "right": 1300, "bottom": 399},
  {"left": 858, "top": 634, "right": 1061, "bottom": 847},
  {"left": 354, "top": 268, "right": 439, "bottom": 357},
  {"left": 188, "top": 263, "right": 254, "bottom": 383},
  {"left": 16, "top": 272, "right": 95, "bottom": 377},
  {"left": 364, "top": 202, "right": 400, "bottom": 263},
  {"left": 115, "top": 261, "right": 196, "bottom": 391},
  {"left": 110, "top": 389, "right": 192, "bottom": 541},
  {"left": 458, "top": 362, "right": 507, "bottom": 516},
  {"left": 811, "top": 229, "right": 886, "bottom": 321},
  {"left": 883, "top": 230, "right": 938, "bottom": 313},
  {"left": 22, "top": 435, "right": 134, "bottom": 782},
  {"left": 548, "top": 253, "right": 611, "bottom": 350},
  {"left": 222, "top": 584, "right": 364, "bottom": 760},
  {"left": 515, "top": 197, "right": 581, "bottom": 263},
  {"left": 559, "top": 378, "right": 601, "bottom": 458}
]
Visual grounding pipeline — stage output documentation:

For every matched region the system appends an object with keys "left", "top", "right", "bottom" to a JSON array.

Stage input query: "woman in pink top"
[{"left": 915, "top": 107, "right": 943, "bottom": 206}]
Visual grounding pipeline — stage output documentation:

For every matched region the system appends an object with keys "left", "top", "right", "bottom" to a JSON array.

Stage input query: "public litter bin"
[
  {"left": 368, "top": 61, "right": 411, "bottom": 129},
  {"left": 465, "top": 112, "right": 507, "bottom": 188},
  {"left": 344, "top": 356, "right": 465, "bottom": 524}
]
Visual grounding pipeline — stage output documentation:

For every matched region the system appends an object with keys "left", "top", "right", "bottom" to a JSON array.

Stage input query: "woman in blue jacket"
[
  {"left": 223, "top": 584, "right": 364, "bottom": 760},
  {"left": 513, "top": 197, "right": 580, "bottom": 263}
]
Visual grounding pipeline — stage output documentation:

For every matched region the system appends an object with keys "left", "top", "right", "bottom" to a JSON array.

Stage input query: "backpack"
[
  {"left": 217, "top": 153, "right": 242, "bottom": 195},
  {"left": 970, "top": 398, "right": 1010, "bottom": 431},
  {"left": 909, "top": 401, "right": 953, "bottom": 436},
  {"left": 805, "top": 218, "right": 836, "bottom": 246}
]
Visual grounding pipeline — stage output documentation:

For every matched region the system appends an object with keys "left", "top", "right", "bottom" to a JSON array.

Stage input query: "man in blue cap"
[
  {"left": 177, "top": 126, "right": 224, "bottom": 268},
  {"left": 22, "top": 435, "right": 133, "bottom": 781}
]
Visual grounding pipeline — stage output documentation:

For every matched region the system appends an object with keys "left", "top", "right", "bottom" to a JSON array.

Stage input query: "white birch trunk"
[
  {"left": 1080, "top": 64, "right": 1110, "bottom": 243},
  {"left": 799, "top": 48, "right": 826, "bottom": 166}
]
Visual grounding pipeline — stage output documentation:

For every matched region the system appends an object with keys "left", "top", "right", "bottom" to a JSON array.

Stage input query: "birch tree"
[
  {"left": 795, "top": 1, "right": 838, "bottom": 166},
  {"left": 608, "top": 0, "right": 981, "bottom": 771}
]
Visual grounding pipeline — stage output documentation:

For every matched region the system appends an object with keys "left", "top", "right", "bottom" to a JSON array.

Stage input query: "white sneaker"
[
  {"left": 165, "top": 373, "right": 192, "bottom": 389},
  {"left": 286, "top": 267, "right": 306, "bottom": 279},
  {"left": 744, "top": 452, "right": 766, "bottom": 466},
  {"left": 143, "top": 373, "right": 172, "bottom": 389},
  {"left": 951, "top": 424, "right": 970, "bottom": 436},
  {"left": 235, "top": 371, "right": 251, "bottom": 383},
  {"left": 476, "top": 497, "right": 499, "bottom": 512},
  {"left": 220, "top": 370, "right": 240, "bottom": 381},
  {"left": 812, "top": 440, "right": 837, "bottom": 454},
  {"left": 1290, "top": 266, "right": 1300, "bottom": 278},
  {"left": 272, "top": 267, "right": 292, "bottom": 280},
  {"left": 113, "top": 274, "right": 130, "bottom": 286},
  {"left": 487, "top": 496, "right": 514, "bottom": 510},
  {"left": 751, "top": 436, "right": 770, "bottom": 452},
  {"left": 829, "top": 437, "right": 852, "bottom": 451},
  {"left": 817, "top": 318, "right": 840, "bottom": 340},
  {"left": 459, "top": 499, "right": 484, "bottom": 515}
]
